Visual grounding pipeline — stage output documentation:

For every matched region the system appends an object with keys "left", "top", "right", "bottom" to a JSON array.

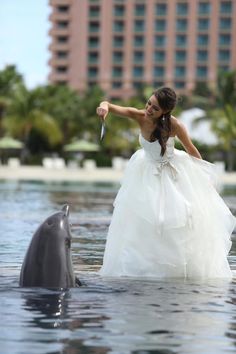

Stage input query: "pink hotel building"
[{"left": 48, "top": 0, "right": 236, "bottom": 98}]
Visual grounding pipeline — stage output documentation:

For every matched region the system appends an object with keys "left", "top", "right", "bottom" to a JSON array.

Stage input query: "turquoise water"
[{"left": 0, "top": 181, "right": 236, "bottom": 354}]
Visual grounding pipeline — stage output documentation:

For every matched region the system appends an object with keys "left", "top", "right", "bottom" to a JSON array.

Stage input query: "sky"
[{"left": 0, "top": 0, "right": 50, "bottom": 88}]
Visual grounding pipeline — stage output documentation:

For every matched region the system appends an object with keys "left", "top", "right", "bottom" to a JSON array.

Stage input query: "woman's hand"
[
  {"left": 96, "top": 107, "right": 108, "bottom": 121},
  {"left": 96, "top": 102, "right": 109, "bottom": 121}
]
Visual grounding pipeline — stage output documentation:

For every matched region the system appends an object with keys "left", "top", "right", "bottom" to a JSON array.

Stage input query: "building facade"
[{"left": 48, "top": 0, "right": 236, "bottom": 98}]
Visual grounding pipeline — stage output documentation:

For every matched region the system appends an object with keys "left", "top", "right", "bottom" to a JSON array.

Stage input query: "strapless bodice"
[{"left": 139, "top": 133, "right": 175, "bottom": 162}]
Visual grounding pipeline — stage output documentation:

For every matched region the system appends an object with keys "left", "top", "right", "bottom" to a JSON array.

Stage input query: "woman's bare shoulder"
[{"left": 170, "top": 116, "right": 181, "bottom": 135}]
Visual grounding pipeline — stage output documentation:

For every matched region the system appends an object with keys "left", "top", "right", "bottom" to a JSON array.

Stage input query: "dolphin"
[{"left": 19, "top": 205, "right": 81, "bottom": 288}]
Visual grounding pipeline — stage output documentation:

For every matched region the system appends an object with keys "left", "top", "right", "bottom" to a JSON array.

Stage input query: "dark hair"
[{"left": 150, "top": 87, "right": 177, "bottom": 156}]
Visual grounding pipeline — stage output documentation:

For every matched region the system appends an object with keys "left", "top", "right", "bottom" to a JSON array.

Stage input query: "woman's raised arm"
[{"left": 96, "top": 101, "right": 144, "bottom": 123}]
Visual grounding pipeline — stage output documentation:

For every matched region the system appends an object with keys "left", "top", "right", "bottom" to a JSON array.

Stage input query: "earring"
[{"left": 162, "top": 115, "right": 165, "bottom": 121}]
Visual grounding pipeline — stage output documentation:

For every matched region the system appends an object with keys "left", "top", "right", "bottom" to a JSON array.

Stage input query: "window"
[
  {"left": 220, "top": 1, "right": 232, "bottom": 13},
  {"left": 112, "top": 81, "right": 122, "bottom": 89},
  {"left": 133, "top": 51, "right": 144, "bottom": 63},
  {"left": 176, "top": 34, "right": 187, "bottom": 46},
  {"left": 196, "top": 66, "right": 208, "bottom": 77},
  {"left": 156, "top": 3, "right": 167, "bottom": 16},
  {"left": 134, "top": 20, "right": 145, "bottom": 32},
  {"left": 155, "top": 19, "right": 166, "bottom": 31},
  {"left": 219, "top": 34, "right": 231, "bottom": 45},
  {"left": 89, "top": 21, "right": 100, "bottom": 32},
  {"left": 220, "top": 18, "right": 232, "bottom": 30},
  {"left": 88, "top": 67, "right": 98, "bottom": 78},
  {"left": 89, "top": 36, "right": 99, "bottom": 48},
  {"left": 198, "top": 18, "right": 210, "bottom": 31},
  {"left": 153, "top": 81, "right": 164, "bottom": 88},
  {"left": 135, "top": 4, "right": 145, "bottom": 16},
  {"left": 197, "top": 34, "right": 208, "bottom": 45},
  {"left": 197, "top": 50, "right": 208, "bottom": 61},
  {"left": 114, "top": 4, "right": 125, "bottom": 16},
  {"left": 57, "top": 5, "right": 69, "bottom": 12},
  {"left": 175, "top": 50, "right": 187, "bottom": 62},
  {"left": 154, "top": 66, "right": 165, "bottom": 77},
  {"left": 56, "top": 51, "right": 68, "bottom": 59},
  {"left": 218, "top": 65, "right": 229, "bottom": 71},
  {"left": 176, "top": 19, "right": 188, "bottom": 31},
  {"left": 88, "top": 51, "right": 99, "bottom": 63},
  {"left": 113, "top": 36, "right": 124, "bottom": 47},
  {"left": 218, "top": 49, "right": 230, "bottom": 61},
  {"left": 176, "top": 3, "right": 188, "bottom": 15},
  {"left": 133, "top": 81, "right": 144, "bottom": 90},
  {"left": 133, "top": 66, "right": 144, "bottom": 77},
  {"left": 113, "top": 51, "right": 123, "bottom": 63},
  {"left": 112, "top": 67, "right": 123, "bottom": 78},
  {"left": 57, "top": 36, "right": 68, "bottom": 43},
  {"left": 154, "top": 51, "right": 166, "bottom": 62},
  {"left": 89, "top": 5, "right": 100, "bottom": 17},
  {"left": 57, "top": 21, "right": 69, "bottom": 29},
  {"left": 155, "top": 35, "right": 166, "bottom": 47},
  {"left": 175, "top": 66, "right": 186, "bottom": 77},
  {"left": 134, "top": 35, "right": 144, "bottom": 47},
  {"left": 56, "top": 66, "right": 67, "bottom": 73},
  {"left": 174, "top": 81, "right": 185, "bottom": 88},
  {"left": 198, "top": 2, "right": 211, "bottom": 14},
  {"left": 113, "top": 20, "right": 125, "bottom": 32}
]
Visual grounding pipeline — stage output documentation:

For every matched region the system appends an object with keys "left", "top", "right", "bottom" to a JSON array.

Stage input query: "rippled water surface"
[{"left": 0, "top": 180, "right": 236, "bottom": 354}]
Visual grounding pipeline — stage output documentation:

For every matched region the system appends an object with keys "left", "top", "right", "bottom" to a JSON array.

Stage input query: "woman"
[{"left": 96, "top": 87, "right": 236, "bottom": 279}]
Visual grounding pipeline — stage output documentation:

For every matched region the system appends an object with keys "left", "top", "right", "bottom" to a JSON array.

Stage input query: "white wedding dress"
[{"left": 100, "top": 133, "right": 236, "bottom": 279}]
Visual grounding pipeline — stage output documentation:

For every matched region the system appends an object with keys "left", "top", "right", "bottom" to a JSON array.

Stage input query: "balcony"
[
  {"left": 48, "top": 41, "right": 70, "bottom": 52},
  {"left": 49, "top": 12, "right": 70, "bottom": 22},
  {"left": 134, "top": 4, "right": 145, "bottom": 17},
  {"left": 134, "top": 20, "right": 145, "bottom": 32},
  {"left": 89, "top": 5, "right": 100, "bottom": 18},
  {"left": 153, "top": 66, "right": 165, "bottom": 78},
  {"left": 176, "top": 19, "right": 188, "bottom": 32},
  {"left": 154, "top": 50, "right": 166, "bottom": 62},
  {"left": 113, "top": 20, "right": 125, "bottom": 32},
  {"left": 89, "top": 21, "right": 100, "bottom": 33},
  {"left": 113, "top": 4, "right": 125, "bottom": 16},
  {"left": 220, "top": 2, "right": 232, "bottom": 14},
  {"left": 176, "top": 3, "right": 188, "bottom": 16},
  {"left": 175, "top": 34, "right": 187, "bottom": 47},
  {"left": 198, "top": 2, "right": 211, "bottom": 15},
  {"left": 175, "top": 50, "right": 187, "bottom": 62},
  {"left": 218, "top": 33, "right": 231, "bottom": 46},
  {"left": 198, "top": 18, "right": 210, "bottom": 31},
  {"left": 155, "top": 35, "right": 166, "bottom": 47},
  {"left": 155, "top": 4, "right": 167, "bottom": 16},
  {"left": 197, "top": 50, "right": 208, "bottom": 62},
  {"left": 49, "top": 0, "right": 72, "bottom": 6},
  {"left": 220, "top": 18, "right": 232, "bottom": 30},
  {"left": 218, "top": 49, "right": 231, "bottom": 62},
  {"left": 155, "top": 19, "right": 166, "bottom": 32},
  {"left": 112, "top": 67, "right": 123, "bottom": 78},
  {"left": 49, "top": 25, "right": 69, "bottom": 36},
  {"left": 113, "top": 51, "right": 124, "bottom": 64}
]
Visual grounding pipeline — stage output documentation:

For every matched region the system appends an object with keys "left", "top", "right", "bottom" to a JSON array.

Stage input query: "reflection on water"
[{"left": 0, "top": 180, "right": 236, "bottom": 354}]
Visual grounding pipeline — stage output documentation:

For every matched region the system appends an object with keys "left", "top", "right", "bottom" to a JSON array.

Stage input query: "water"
[{"left": 0, "top": 180, "right": 236, "bottom": 354}]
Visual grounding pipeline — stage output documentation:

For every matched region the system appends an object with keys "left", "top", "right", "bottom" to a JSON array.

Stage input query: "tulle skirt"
[{"left": 100, "top": 148, "right": 236, "bottom": 279}]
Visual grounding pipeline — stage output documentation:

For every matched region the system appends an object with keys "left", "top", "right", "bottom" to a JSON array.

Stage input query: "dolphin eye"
[
  {"left": 47, "top": 220, "right": 54, "bottom": 226},
  {"left": 65, "top": 238, "right": 71, "bottom": 248}
]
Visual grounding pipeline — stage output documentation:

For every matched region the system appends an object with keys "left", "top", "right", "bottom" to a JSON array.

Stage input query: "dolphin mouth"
[{"left": 62, "top": 204, "right": 69, "bottom": 216}]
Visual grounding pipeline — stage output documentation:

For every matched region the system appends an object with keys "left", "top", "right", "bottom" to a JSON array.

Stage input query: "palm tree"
[
  {"left": 3, "top": 84, "right": 63, "bottom": 161},
  {"left": 0, "top": 65, "right": 23, "bottom": 136},
  {"left": 215, "top": 70, "right": 236, "bottom": 170},
  {"left": 194, "top": 70, "right": 236, "bottom": 170}
]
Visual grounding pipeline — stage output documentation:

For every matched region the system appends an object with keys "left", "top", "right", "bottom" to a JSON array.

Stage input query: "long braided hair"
[{"left": 150, "top": 87, "right": 177, "bottom": 156}]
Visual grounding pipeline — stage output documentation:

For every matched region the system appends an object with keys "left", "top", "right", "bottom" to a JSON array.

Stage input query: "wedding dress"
[{"left": 100, "top": 134, "right": 236, "bottom": 279}]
